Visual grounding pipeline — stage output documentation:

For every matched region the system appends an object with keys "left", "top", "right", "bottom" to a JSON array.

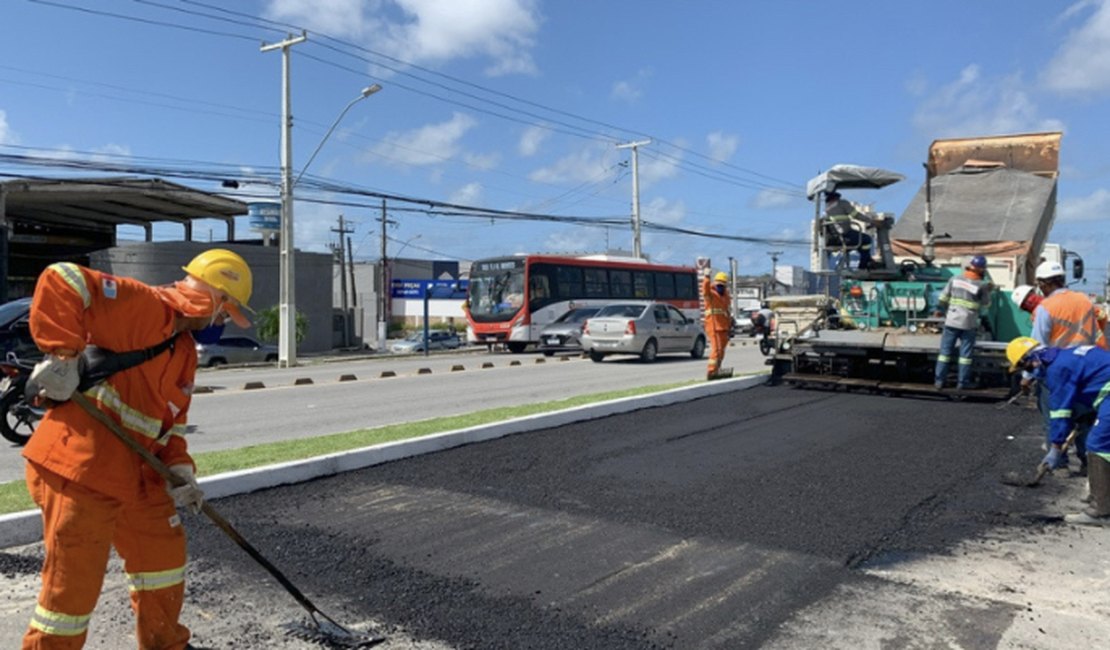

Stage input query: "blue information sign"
[{"left": 391, "top": 279, "right": 468, "bottom": 299}]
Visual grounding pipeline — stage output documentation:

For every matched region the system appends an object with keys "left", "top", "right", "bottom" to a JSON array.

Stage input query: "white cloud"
[
  {"left": 610, "top": 69, "right": 652, "bottom": 103},
  {"left": 642, "top": 197, "right": 686, "bottom": 225},
  {"left": 518, "top": 125, "right": 549, "bottom": 157},
  {"left": 449, "top": 182, "right": 484, "bottom": 205},
  {"left": 529, "top": 145, "right": 616, "bottom": 184},
  {"left": 265, "top": 0, "right": 540, "bottom": 77},
  {"left": 1059, "top": 188, "right": 1110, "bottom": 221},
  {"left": 706, "top": 131, "right": 739, "bottom": 163},
  {"left": 639, "top": 151, "right": 680, "bottom": 187},
  {"left": 541, "top": 228, "right": 603, "bottom": 254},
  {"left": 463, "top": 151, "right": 500, "bottom": 171},
  {"left": 0, "top": 110, "right": 15, "bottom": 144},
  {"left": 370, "top": 112, "right": 476, "bottom": 166},
  {"left": 751, "top": 188, "right": 796, "bottom": 210},
  {"left": 1043, "top": 0, "right": 1110, "bottom": 94},
  {"left": 912, "top": 64, "right": 1065, "bottom": 137}
]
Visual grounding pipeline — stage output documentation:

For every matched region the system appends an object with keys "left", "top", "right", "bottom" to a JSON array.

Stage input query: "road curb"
[{"left": 0, "top": 374, "right": 766, "bottom": 549}]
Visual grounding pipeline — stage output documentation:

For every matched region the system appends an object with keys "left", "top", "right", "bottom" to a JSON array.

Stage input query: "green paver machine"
[{"left": 770, "top": 132, "right": 1068, "bottom": 399}]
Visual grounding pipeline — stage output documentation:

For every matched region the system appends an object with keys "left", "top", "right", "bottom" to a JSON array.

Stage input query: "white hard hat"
[
  {"left": 1011, "top": 284, "right": 1035, "bottom": 307},
  {"left": 1035, "top": 261, "right": 1065, "bottom": 280}
]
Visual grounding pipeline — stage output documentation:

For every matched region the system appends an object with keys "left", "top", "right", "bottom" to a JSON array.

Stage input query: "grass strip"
[{"left": 0, "top": 379, "right": 710, "bottom": 515}]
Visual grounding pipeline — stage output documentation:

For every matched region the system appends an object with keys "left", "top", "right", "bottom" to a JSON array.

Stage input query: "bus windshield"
[{"left": 468, "top": 266, "right": 525, "bottom": 321}]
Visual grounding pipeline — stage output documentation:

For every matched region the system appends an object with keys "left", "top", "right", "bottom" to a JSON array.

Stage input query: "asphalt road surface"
[
  {"left": 0, "top": 345, "right": 768, "bottom": 482},
  {"left": 5, "top": 385, "right": 1096, "bottom": 648}
]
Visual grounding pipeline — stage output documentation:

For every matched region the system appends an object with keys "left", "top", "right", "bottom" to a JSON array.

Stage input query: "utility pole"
[
  {"left": 261, "top": 31, "right": 306, "bottom": 368},
  {"left": 767, "top": 250, "right": 783, "bottom": 296},
  {"left": 616, "top": 139, "right": 651, "bottom": 259},
  {"left": 729, "top": 256, "right": 739, "bottom": 316},
  {"left": 378, "top": 199, "right": 392, "bottom": 347},
  {"left": 331, "top": 214, "right": 354, "bottom": 348}
]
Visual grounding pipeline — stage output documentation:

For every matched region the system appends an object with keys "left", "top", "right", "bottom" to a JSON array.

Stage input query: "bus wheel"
[
  {"left": 507, "top": 342, "right": 528, "bottom": 354},
  {"left": 589, "top": 350, "right": 605, "bottom": 363}
]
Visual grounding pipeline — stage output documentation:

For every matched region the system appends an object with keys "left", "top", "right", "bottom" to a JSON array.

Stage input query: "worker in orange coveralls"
[
  {"left": 22, "top": 249, "right": 253, "bottom": 650},
  {"left": 701, "top": 267, "right": 733, "bottom": 380}
]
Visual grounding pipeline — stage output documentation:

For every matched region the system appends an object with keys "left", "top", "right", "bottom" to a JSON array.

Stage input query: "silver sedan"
[{"left": 581, "top": 301, "right": 706, "bottom": 363}]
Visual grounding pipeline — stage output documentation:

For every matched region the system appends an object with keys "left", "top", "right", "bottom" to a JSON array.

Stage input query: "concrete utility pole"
[
  {"left": 729, "top": 256, "right": 739, "bottom": 315},
  {"left": 767, "top": 250, "right": 783, "bottom": 295},
  {"left": 261, "top": 32, "right": 306, "bottom": 368},
  {"left": 331, "top": 214, "right": 354, "bottom": 348},
  {"left": 378, "top": 199, "right": 392, "bottom": 347},
  {"left": 616, "top": 139, "right": 651, "bottom": 259}
]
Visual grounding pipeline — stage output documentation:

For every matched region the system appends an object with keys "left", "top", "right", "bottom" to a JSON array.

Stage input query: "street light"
[
  {"left": 295, "top": 84, "right": 382, "bottom": 187},
  {"left": 268, "top": 75, "right": 382, "bottom": 368}
]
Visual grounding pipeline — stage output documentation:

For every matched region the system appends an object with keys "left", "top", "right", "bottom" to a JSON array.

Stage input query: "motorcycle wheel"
[
  {"left": 759, "top": 337, "right": 774, "bottom": 357},
  {"left": 0, "top": 388, "right": 37, "bottom": 446}
]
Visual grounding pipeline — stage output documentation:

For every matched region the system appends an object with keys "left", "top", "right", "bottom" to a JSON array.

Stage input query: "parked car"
[
  {"left": 0, "top": 298, "right": 36, "bottom": 358},
  {"left": 196, "top": 336, "right": 278, "bottom": 367},
  {"left": 537, "top": 307, "right": 600, "bottom": 356},
  {"left": 390, "top": 330, "right": 462, "bottom": 354},
  {"left": 580, "top": 301, "right": 706, "bottom": 363}
]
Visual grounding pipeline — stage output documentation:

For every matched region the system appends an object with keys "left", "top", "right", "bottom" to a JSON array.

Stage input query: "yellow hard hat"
[
  {"left": 182, "top": 249, "right": 253, "bottom": 320},
  {"left": 713, "top": 272, "right": 729, "bottom": 284},
  {"left": 1005, "top": 336, "right": 1041, "bottom": 372}
]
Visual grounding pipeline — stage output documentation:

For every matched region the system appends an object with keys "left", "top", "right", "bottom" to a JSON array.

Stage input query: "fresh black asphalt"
[{"left": 2, "top": 385, "right": 1056, "bottom": 648}]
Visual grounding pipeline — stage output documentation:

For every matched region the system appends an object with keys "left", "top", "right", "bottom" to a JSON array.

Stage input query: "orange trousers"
[
  {"left": 707, "top": 329, "right": 729, "bottom": 375},
  {"left": 23, "top": 463, "right": 190, "bottom": 650}
]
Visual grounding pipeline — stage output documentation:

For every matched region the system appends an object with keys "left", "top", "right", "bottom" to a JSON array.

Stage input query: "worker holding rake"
[
  {"left": 1007, "top": 336, "right": 1110, "bottom": 526},
  {"left": 22, "top": 249, "right": 252, "bottom": 649}
]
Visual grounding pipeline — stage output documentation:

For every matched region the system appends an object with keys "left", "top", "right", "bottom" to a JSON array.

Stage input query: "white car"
[
  {"left": 390, "top": 331, "right": 462, "bottom": 353},
  {"left": 580, "top": 301, "right": 706, "bottom": 363}
]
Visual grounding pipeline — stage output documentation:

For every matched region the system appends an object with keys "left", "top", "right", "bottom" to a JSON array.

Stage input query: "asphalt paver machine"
[{"left": 770, "top": 132, "right": 1066, "bottom": 400}]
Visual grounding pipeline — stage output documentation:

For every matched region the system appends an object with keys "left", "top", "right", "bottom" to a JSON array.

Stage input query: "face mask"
[
  {"left": 193, "top": 323, "right": 225, "bottom": 345},
  {"left": 714, "top": 285, "right": 726, "bottom": 296}
]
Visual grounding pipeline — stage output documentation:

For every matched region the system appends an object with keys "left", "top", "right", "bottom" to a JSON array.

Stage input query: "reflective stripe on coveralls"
[
  {"left": 28, "top": 605, "right": 91, "bottom": 637},
  {"left": 127, "top": 566, "right": 186, "bottom": 592},
  {"left": 46, "top": 262, "right": 92, "bottom": 309}
]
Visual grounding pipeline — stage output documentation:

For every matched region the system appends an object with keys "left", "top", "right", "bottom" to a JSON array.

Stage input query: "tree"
[{"left": 254, "top": 305, "right": 307, "bottom": 345}]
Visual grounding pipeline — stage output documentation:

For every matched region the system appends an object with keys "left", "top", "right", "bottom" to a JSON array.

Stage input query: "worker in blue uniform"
[{"left": 1007, "top": 337, "right": 1110, "bottom": 526}]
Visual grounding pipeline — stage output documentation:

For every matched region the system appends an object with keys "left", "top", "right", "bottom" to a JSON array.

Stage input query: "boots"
[{"left": 1066, "top": 454, "right": 1110, "bottom": 526}]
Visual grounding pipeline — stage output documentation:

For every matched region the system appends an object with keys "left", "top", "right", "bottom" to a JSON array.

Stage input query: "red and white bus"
[{"left": 465, "top": 254, "right": 700, "bottom": 352}]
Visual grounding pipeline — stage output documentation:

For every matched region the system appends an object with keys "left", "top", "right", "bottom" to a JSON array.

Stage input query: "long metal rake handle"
[{"left": 70, "top": 392, "right": 344, "bottom": 628}]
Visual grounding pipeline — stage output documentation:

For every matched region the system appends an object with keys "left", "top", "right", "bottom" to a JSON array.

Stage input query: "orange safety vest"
[
  {"left": 1041, "top": 289, "right": 1101, "bottom": 349},
  {"left": 701, "top": 276, "right": 731, "bottom": 332},
  {"left": 25, "top": 263, "right": 197, "bottom": 502}
]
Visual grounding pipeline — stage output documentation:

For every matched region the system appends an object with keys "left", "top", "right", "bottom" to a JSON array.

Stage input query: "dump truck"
[{"left": 770, "top": 132, "right": 1078, "bottom": 400}]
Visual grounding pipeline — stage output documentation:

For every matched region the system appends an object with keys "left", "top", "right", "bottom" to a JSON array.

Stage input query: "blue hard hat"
[{"left": 969, "top": 255, "right": 987, "bottom": 269}]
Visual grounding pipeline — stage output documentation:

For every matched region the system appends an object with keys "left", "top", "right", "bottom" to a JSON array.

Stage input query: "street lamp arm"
[{"left": 294, "top": 84, "right": 382, "bottom": 187}]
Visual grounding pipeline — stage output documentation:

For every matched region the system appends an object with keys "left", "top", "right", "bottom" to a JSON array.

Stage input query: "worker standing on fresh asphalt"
[
  {"left": 1022, "top": 260, "right": 1107, "bottom": 476},
  {"left": 933, "top": 255, "right": 992, "bottom": 390},
  {"left": 21, "top": 249, "right": 253, "bottom": 649},
  {"left": 1007, "top": 337, "right": 1110, "bottom": 526},
  {"left": 700, "top": 265, "right": 732, "bottom": 380}
]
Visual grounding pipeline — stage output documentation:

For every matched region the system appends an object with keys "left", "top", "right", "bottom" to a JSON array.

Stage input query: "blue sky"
[{"left": 2, "top": 0, "right": 1109, "bottom": 291}]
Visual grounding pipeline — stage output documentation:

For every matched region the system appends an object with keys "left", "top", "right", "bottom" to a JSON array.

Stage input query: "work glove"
[
  {"left": 1041, "top": 446, "right": 1062, "bottom": 470},
  {"left": 166, "top": 465, "right": 204, "bottom": 515},
  {"left": 30, "top": 354, "right": 81, "bottom": 402}
]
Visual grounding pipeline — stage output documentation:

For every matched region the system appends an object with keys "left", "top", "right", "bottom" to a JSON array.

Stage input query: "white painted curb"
[{"left": 0, "top": 374, "right": 766, "bottom": 549}]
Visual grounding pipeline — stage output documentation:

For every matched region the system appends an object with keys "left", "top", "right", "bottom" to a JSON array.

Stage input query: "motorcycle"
[{"left": 1, "top": 352, "right": 44, "bottom": 446}]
